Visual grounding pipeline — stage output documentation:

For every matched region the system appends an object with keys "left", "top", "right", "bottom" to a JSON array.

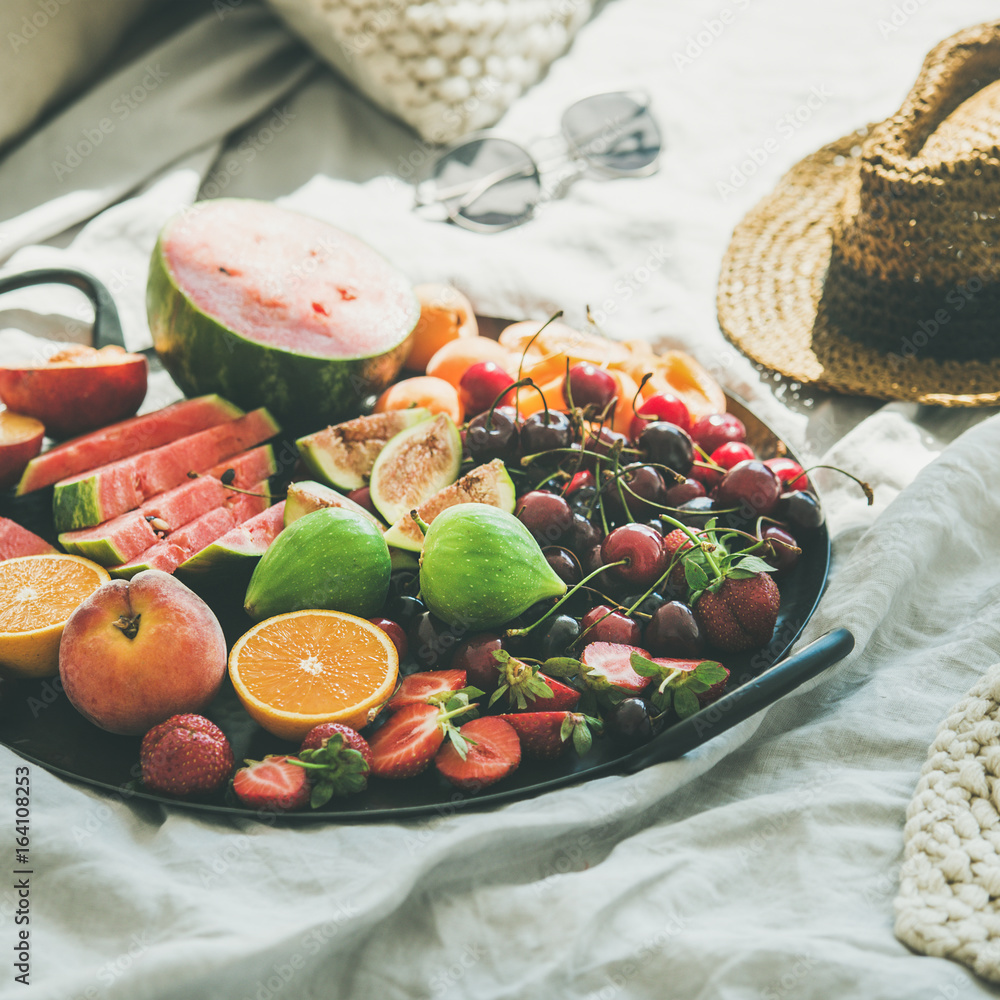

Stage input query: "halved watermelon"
[
  {"left": 178, "top": 501, "right": 285, "bottom": 575},
  {"left": 109, "top": 490, "right": 269, "bottom": 579},
  {"left": 296, "top": 409, "right": 431, "bottom": 491},
  {"left": 16, "top": 394, "right": 242, "bottom": 495},
  {"left": 0, "top": 517, "right": 56, "bottom": 560},
  {"left": 147, "top": 199, "right": 420, "bottom": 432},
  {"left": 382, "top": 459, "right": 515, "bottom": 551},
  {"left": 59, "top": 445, "right": 276, "bottom": 565},
  {"left": 52, "top": 408, "right": 279, "bottom": 532}
]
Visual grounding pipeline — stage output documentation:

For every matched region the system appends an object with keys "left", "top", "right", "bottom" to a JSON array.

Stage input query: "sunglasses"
[{"left": 413, "top": 91, "right": 662, "bottom": 233}]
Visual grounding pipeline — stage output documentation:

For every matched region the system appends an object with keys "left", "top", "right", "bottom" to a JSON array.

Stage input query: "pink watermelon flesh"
[
  {"left": 16, "top": 394, "right": 242, "bottom": 495},
  {"left": 0, "top": 517, "right": 56, "bottom": 560},
  {"left": 161, "top": 200, "right": 414, "bottom": 359},
  {"left": 52, "top": 408, "right": 279, "bottom": 531},
  {"left": 59, "top": 445, "right": 275, "bottom": 564},
  {"left": 110, "top": 489, "right": 269, "bottom": 578},
  {"left": 178, "top": 500, "right": 285, "bottom": 574},
  {"left": 580, "top": 642, "right": 653, "bottom": 694}
]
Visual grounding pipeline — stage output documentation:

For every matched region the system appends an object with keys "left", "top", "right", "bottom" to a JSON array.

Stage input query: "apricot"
[
  {"left": 403, "top": 284, "right": 478, "bottom": 373},
  {"left": 425, "top": 337, "right": 515, "bottom": 389},
  {"left": 373, "top": 375, "right": 463, "bottom": 424}
]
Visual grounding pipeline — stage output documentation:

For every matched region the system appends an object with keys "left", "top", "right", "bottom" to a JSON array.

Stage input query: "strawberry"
[
  {"left": 497, "top": 711, "right": 600, "bottom": 759},
  {"left": 487, "top": 650, "right": 580, "bottom": 711},
  {"left": 140, "top": 714, "right": 233, "bottom": 798},
  {"left": 434, "top": 717, "right": 521, "bottom": 790},
  {"left": 232, "top": 755, "right": 310, "bottom": 811},
  {"left": 651, "top": 657, "right": 731, "bottom": 706},
  {"left": 694, "top": 572, "right": 779, "bottom": 651},
  {"left": 386, "top": 670, "right": 473, "bottom": 713},
  {"left": 295, "top": 723, "right": 372, "bottom": 805},
  {"left": 579, "top": 642, "right": 652, "bottom": 694},
  {"left": 369, "top": 697, "right": 477, "bottom": 779},
  {"left": 630, "top": 651, "right": 730, "bottom": 716}
]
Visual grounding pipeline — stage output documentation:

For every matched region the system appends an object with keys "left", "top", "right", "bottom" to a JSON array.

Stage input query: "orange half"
[
  {"left": 229, "top": 610, "right": 399, "bottom": 741},
  {"left": 0, "top": 554, "right": 110, "bottom": 678}
]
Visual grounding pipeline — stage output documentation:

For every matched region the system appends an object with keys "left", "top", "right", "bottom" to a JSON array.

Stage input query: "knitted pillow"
[
  {"left": 895, "top": 662, "right": 1000, "bottom": 982},
  {"left": 264, "top": 0, "right": 594, "bottom": 143}
]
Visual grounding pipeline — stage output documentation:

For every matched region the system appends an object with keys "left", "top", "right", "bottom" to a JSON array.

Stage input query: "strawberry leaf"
[
  {"left": 682, "top": 676, "right": 711, "bottom": 694},
  {"left": 528, "top": 676, "right": 555, "bottom": 699},
  {"left": 674, "top": 687, "right": 700, "bottom": 718},
  {"left": 572, "top": 723, "right": 593, "bottom": 757},
  {"left": 543, "top": 657, "right": 584, "bottom": 678},
  {"left": 684, "top": 559, "right": 709, "bottom": 592},
  {"left": 447, "top": 727, "right": 471, "bottom": 760},
  {"left": 311, "top": 782, "right": 335, "bottom": 809},
  {"left": 488, "top": 684, "right": 508, "bottom": 707},
  {"left": 727, "top": 568, "right": 757, "bottom": 580},
  {"left": 732, "top": 556, "right": 776, "bottom": 575},
  {"left": 559, "top": 714, "right": 575, "bottom": 742},
  {"left": 630, "top": 652, "right": 663, "bottom": 678},
  {"left": 694, "top": 661, "right": 728, "bottom": 684},
  {"left": 650, "top": 687, "right": 672, "bottom": 713}
]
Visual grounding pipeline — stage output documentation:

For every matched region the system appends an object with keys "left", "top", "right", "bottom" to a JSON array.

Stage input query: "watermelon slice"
[
  {"left": 296, "top": 409, "right": 431, "bottom": 491},
  {"left": 0, "top": 517, "right": 56, "bottom": 560},
  {"left": 382, "top": 459, "right": 515, "bottom": 551},
  {"left": 147, "top": 199, "right": 420, "bottom": 432},
  {"left": 109, "top": 490, "right": 270, "bottom": 579},
  {"left": 16, "top": 394, "right": 242, "bottom": 495},
  {"left": 52, "top": 408, "right": 279, "bottom": 532},
  {"left": 59, "top": 445, "right": 276, "bottom": 565},
  {"left": 178, "top": 501, "right": 285, "bottom": 575}
]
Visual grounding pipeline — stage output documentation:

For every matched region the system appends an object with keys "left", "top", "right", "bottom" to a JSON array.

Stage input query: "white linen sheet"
[{"left": 2, "top": 1, "right": 1000, "bottom": 997}]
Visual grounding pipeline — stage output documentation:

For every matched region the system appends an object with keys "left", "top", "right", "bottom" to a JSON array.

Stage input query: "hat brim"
[{"left": 717, "top": 131, "right": 1000, "bottom": 407}]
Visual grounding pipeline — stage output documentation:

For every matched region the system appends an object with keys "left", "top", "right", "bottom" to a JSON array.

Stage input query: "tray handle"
[
  {"left": 0, "top": 266, "right": 125, "bottom": 350},
  {"left": 622, "top": 627, "right": 855, "bottom": 772}
]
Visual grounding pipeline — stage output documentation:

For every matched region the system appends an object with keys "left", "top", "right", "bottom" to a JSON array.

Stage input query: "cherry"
[
  {"left": 520, "top": 409, "right": 573, "bottom": 454},
  {"left": 409, "top": 612, "right": 465, "bottom": 670},
  {"left": 569, "top": 511, "right": 603, "bottom": 555},
  {"left": 465, "top": 408, "right": 519, "bottom": 462},
  {"left": 637, "top": 421, "right": 694, "bottom": 475},
  {"left": 605, "top": 698, "right": 660, "bottom": 746},
  {"left": 629, "top": 392, "right": 691, "bottom": 440},
  {"left": 451, "top": 632, "right": 504, "bottom": 690},
  {"left": 602, "top": 465, "right": 666, "bottom": 519},
  {"left": 713, "top": 460, "right": 781, "bottom": 518},
  {"left": 676, "top": 496, "right": 716, "bottom": 528},
  {"left": 566, "top": 363, "right": 617, "bottom": 411},
  {"left": 710, "top": 441, "right": 755, "bottom": 469},
  {"left": 545, "top": 546, "right": 582, "bottom": 587},
  {"left": 538, "top": 615, "right": 582, "bottom": 659},
  {"left": 644, "top": 601, "right": 706, "bottom": 658},
  {"left": 383, "top": 587, "right": 424, "bottom": 630},
  {"left": 663, "top": 477, "right": 706, "bottom": 507},
  {"left": 458, "top": 361, "right": 516, "bottom": 416},
  {"left": 583, "top": 427, "right": 631, "bottom": 465},
  {"left": 600, "top": 523, "right": 668, "bottom": 588},
  {"left": 581, "top": 605, "right": 643, "bottom": 645},
  {"left": 566, "top": 469, "right": 595, "bottom": 495},
  {"left": 777, "top": 490, "right": 825, "bottom": 531},
  {"left": 764, "top": 457, "right": 809, "bottom": 490},
  {"left": 620, "top": 590, "right": 668, "bottom": 618},
  {"left": 761, "top": 525, "right": 801, "bottom": 574},
  {"left": 690, "top": 413, "right": 746, "bottom": 454},
  {"left": 346, "top": 486, "right": 380, "bottom": 519},
  {"left": 516, "top": 491, "right": 573, "bottom": 546},
  {"left": 369, "top": 617, "right": 407, "bottom": 661},
  {"left": 581, "top": 543, "right": 605, "bottom": 576}
]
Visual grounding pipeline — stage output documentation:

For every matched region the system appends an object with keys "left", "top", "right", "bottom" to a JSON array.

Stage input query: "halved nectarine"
[{"left": 0, "top": 411, "right": 45, "bottom": 491}]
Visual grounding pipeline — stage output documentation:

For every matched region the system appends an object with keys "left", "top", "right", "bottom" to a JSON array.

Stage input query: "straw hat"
[{"left": 717, "top": 21, "right": 1000, "bottom": 406}]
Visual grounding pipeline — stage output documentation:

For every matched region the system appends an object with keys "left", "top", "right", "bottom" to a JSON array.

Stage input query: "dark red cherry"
[
  {"left": 581, "top": 604, "right": 643, "bottom": 645},
  {"left": 516, "top": 490, "right": 574, "bottom": 546},
  {"left": 637, "top": 422, "right": 694, "bottom": 475},
  {"left": 663, "top": 477, "right": 706, "bottom": 507},
  {"left": 689, "top": 413, "right": 747, "bottom": 455},
  {"left": 644, "top": 601, "right": 706, "bottom": 658},
  {"left": 600, "top": 523, "right": 668, "bottom": 588},
  {"left": 714, "top": 460, "right": 782, "bottom": 518},
  {"left": 520, "top": 409, "right": 573, "bottom": 454},
  {"left": 566, "top": 363, "right": 617, "bottom": 411},
  {"left": 761, "top": 525, "right": 801, "bottom": 574}
]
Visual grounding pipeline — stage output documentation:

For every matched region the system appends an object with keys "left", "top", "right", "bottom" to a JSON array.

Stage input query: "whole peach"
[{"left": 59, "top": 570, "right": 226, "bottom": 735}]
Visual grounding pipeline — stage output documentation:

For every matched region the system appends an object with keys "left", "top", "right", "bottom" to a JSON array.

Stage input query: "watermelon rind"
[
  {"left": 368, "top": 414, "right": 462, "bottom": 525},
  {"left": 296, "top": 408, "right": 432, "bottom": 491},
  {"left": 177, "top": 501, "right": 286, "bottom": 575},
  {"left": 382, "top": 459, "right": 516, "bottom": 551},
  {"left": 147, "top": 200, "right": 420, "bottom": 432}
]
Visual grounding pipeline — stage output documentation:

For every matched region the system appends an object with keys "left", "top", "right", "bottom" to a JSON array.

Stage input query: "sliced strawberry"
[
  {"left": 232, "top": 755, "right": 310, "bottom": 811},
  {"left": 387, "top": 670, "right": 468, "bottom": 713},
  {"left": 506, "top": 672, "right": 580, "bottom": 713},
  {"left": 580, "top": 642, "right": 652, "bottom": 694},
  {"left": 434, "top": 717, "right": 521, "bottom": 791},
  {"left": 652, "top": 657, "right": 730, "bottom": 705},
  {"left": 369, "top": 703, "right": 447, "bottom": 779},
  {"left": 496, "top": 711, "right": 598, "bottom": 759}
]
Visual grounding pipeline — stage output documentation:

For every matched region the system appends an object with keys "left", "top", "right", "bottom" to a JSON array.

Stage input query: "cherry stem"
[
  {"left": 485, "top": 377, "right": 533, "bottom": 430},
  {"left": 515, "top": 310, "right": 563, "bottom": 413},
  {"left": 800, "top": 464, "right": 874, "bottom": 505},
  {"left": 632, "top": 372, "right": 654, "bottom": 416},
  {"left": 504, "top": 559, "right": 629, "bottom": 637}
]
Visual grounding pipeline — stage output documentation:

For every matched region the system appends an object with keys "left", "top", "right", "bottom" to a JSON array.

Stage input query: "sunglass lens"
[
  {"left": 424, "top": 138, "right": 541, "bottom": 232},
  {"left": 561, "top": 92, "right": 661, "bottom": 174}
]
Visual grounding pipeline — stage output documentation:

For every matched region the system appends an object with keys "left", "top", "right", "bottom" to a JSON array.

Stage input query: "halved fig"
[
  {"left": 283, "top": 480, "right": 384, "bottom": 530},
  {"left": 0, "top": 345, "right": 147, "bottom": 439}
]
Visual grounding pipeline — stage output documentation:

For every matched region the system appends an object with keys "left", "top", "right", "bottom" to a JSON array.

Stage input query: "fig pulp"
[{"left": 419, "top": 504, "right": 567, "bottom": 630}]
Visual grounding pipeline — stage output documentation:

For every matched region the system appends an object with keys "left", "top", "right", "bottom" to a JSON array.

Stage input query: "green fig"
[
  {"left": 419, "top": 503, "right": 567, "bottom": 630},
  {"left": 244, "top": 507, "right": 390, "bottom": 621}
]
